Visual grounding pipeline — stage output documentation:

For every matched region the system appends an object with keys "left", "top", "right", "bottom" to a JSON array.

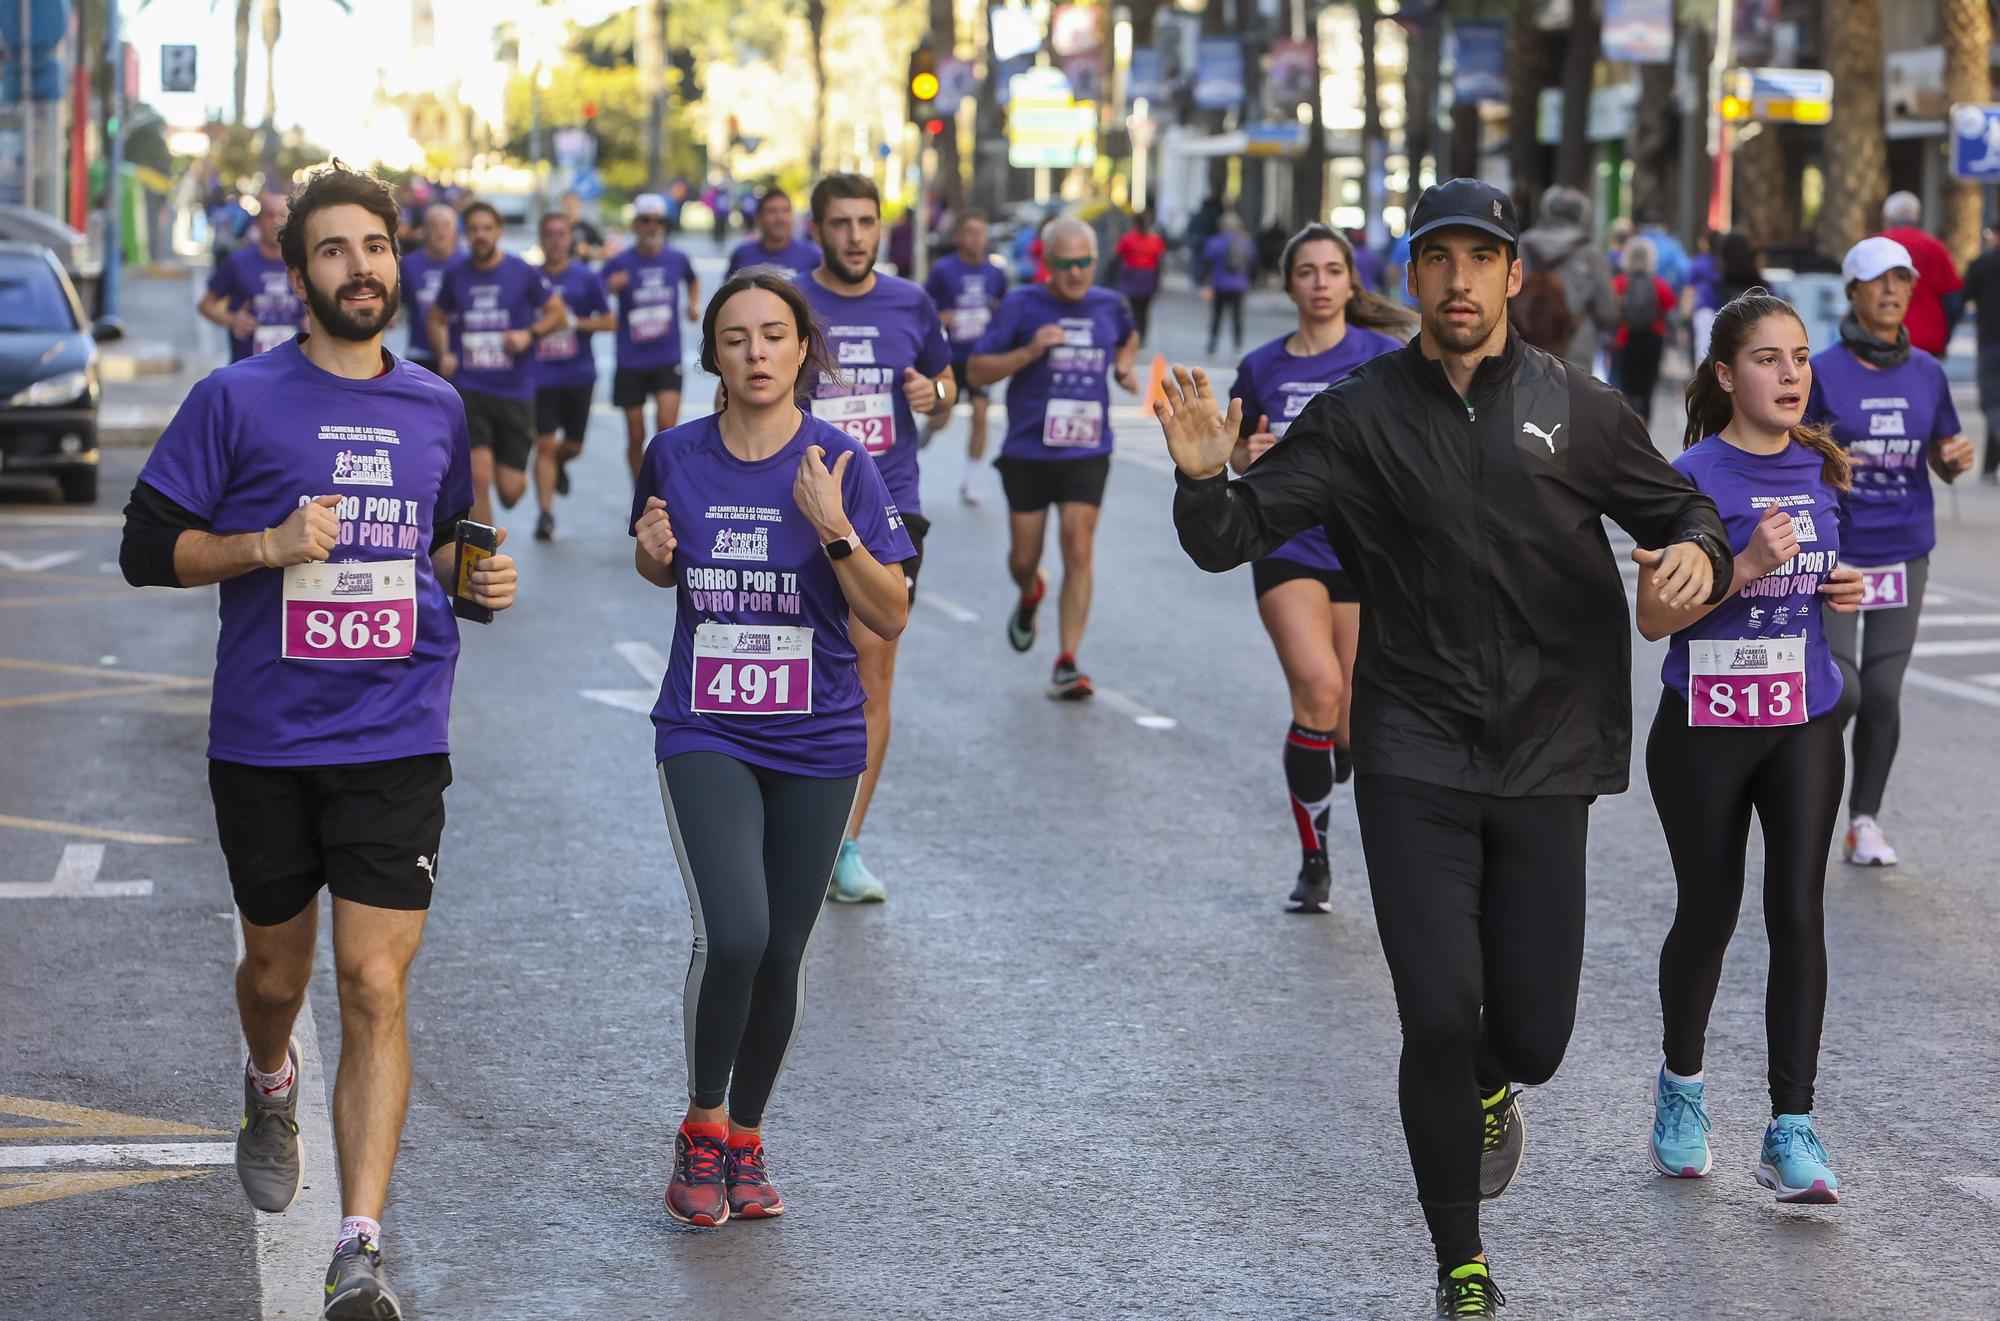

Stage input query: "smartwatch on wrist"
[{"left": 823, "top": 532, "right": 860, "bottom": 561}]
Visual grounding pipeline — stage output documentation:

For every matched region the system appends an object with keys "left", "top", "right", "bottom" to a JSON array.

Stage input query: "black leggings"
[
  {"left": 1355, "top": 774, "right": 1590, "bottom": 1268},
  {"left": 1207, "top": 289, "right": 1244, "bottom": 352},
  {"left": 1616, "top": 330, "right": 1665, "bottom": 426},
  {"left": 1648, "top": 695, "right": 1843, "bottom": 1115},
  {"left": 1128, "top": 293, "right": 1154, "bottom": 342},
  {"left": 658, "top": 752, "right": 857, "bottom": 1128},
  {"left": 1821, "top": 555, "right": 1928, "bottom": 817}
]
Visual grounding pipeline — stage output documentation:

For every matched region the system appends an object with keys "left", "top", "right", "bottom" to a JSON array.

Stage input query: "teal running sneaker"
[
  {"left": 827, "top": 839, "right": 886, "bottom": 904},
  {"left": 1434, "top": 1261, "right": 1506, "bottom": 1317},
  {"left": 1754, "top": 1113, "right": 1839, "bottom": 1204},
  {"left": 1649, "top": 1066, "right": 1713, "bottom": 1178}
]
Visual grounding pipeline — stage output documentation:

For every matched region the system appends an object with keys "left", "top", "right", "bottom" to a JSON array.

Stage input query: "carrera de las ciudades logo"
[{"left": 711, "top": 526, "right": 770, "bottom": 562}]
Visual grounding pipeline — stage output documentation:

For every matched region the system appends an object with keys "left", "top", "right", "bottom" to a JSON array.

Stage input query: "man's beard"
[
  {"left": 305, "top": 270, "right": 398, "bottom": 343},
  {"left": 1424, "top": 303, "right": 1500, "bottom": 353},
  {"left": 824, "top": 247, "right": 875, "bottom": 286}
]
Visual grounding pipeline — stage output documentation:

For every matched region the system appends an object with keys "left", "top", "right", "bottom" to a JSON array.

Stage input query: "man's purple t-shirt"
[
  {"left": 924, "top": 254, "right": 1009, "bottom": 360},
  {"left": 801, "top": 272, "right": 952, "bottom": 518},
  {"left": 973, "top": 285, "right": 1136, "bottom": 462},
  {"left": 604, "top": 244, "right": 695, "bottom": 370},
  {"left": 207, "top": 246, "right": 302, "bottom": 362},
  {"left": 1228, "top": 326, "right": 1403, "bottom": 572},
  {"left": 433, "top": 253, "right": 553, "bottom": 400},
  {"left": 628, "top": 411, "right": 915, "bottom": 775},
  {"left": 1661, "top": 437, "right": 1846, "bottom": 720},
  {"left": 399, "top": 246, "right": 460, "bottom": 364},
  {"left": 137, "top": 341, "right": 475, "bottom": 767},
  {"left": 726, "top": 237, "right": 822, "bottom": 281},
  {"left": 533, "top": 261, "right": 610, "bottom": 390},
  {"left": 1203, "top": 234, "right": 1253, "bottom": 293},
  {"left": 1805, "top": 346, "right": 1961, "bottom": 565}
]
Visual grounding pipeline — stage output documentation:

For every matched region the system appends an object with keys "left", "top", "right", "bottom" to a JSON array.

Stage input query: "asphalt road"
[{"left": 4, "top": 270, "right": 2000, "bottom": 1320}]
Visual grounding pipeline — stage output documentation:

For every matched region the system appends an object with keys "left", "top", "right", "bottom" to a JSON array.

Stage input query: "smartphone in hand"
[{"left": 452, "top": 520, "right": 498, "bottom": 624}]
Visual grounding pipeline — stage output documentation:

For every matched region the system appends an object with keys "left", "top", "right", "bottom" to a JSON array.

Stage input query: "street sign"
[
  {"left": 160, "top": 44, "right": 197, "bottom": 94},
  {"left": 1951, "top": 103, "right": 2000, "bottom": 181},
  {"left": 1718, "top": 67, "right": 1833, "bottom": 125},
  {"left": 1244, "top": 121, "right": 1306, "bottom": 157},
  {"left": 1007, "top": 67, "right": 1095, "bottom": 170}
]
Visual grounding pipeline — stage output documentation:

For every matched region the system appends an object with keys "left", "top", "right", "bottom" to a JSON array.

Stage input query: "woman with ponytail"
[
  {"left": 1224, "top": 222, "right": 1416, "bottom": 913},
  {"left": 1804, "top": 238, "right": 1976, "bottom": 868},
  {"left": 1634, "top": 290, "right": 1865, "bottom": 1204}
]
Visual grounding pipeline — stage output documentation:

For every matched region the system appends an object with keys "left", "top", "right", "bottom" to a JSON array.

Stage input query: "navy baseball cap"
[{"left": 1406, "top": 179, "right": 1519, "bottom": 248}]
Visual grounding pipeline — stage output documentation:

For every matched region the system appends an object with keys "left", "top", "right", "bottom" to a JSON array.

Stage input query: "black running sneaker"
[
  {"left": 555, "top": 462, "right": 571, "bottom": 496},
  {"left": 534, "top": 510, "right": 556, "bottom": 542},
  {"left": 1435, "top": 1262, "right": 1505, "bottom": 1317},
  {"left": 1008, "top": 572, "right": 1046, "bottom": 653},
  {"left": 1333, "top": 741, "right": 1353, "bottom": 784},
  {"left": 1048, "top": 654, "right": 1094, "bottom": 700},
  {"left": 1479, "top": 1086, "right": 1525, "bottom": 1200},
  {"left": 1288, "top": 851, "right": 1332, "bottom": 913},
  {"left": 322, "top": 1235, "right": 402, "bottom": 1320}
]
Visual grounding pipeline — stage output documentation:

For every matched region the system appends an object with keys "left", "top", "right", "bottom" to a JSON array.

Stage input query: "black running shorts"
[
  {"left": 458, "top": 388, "right": 535, "bottom": 471},
  {"left": 209, "top": 755, "right": 452, "bottom": 926},
  {"left": 949, "top": 359, "right": 987, "bottom": 402},
  {"left": 1252, "top": 557, "right": 1357, "bottom": 603},
  {"left": 995, "top": 454, "right": 1111, "bottom": 513},
  {"left": 535, "top": 383, "right": 595, "bottom": 442},
  {"left": 899, "top": 512, "right": 929, "bottom": 604},
  {"left": 613, "top": 364, "right": 685, "bottom": 409}
]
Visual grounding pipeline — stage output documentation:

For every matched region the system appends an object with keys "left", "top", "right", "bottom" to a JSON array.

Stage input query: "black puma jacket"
[{"left": 1174, "top": 333, "right": 1730, "bottom": 798}]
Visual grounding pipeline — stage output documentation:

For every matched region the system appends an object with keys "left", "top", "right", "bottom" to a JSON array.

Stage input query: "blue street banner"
[
  {"left": 1951, "top": 104, "right": 2000, "bottom": 181},
  {"left": 1448, "top": 21, "right": 1506, "bottom": 105},
  {"left": 1193, "top": 36, "right": 1243, "bottom": 113},
  {"left": 0, "top": 0, "right": 70, "bottom": 104},
  {"left": 1127, "top": 47, "right": 1167, "bottom": 108},
  {"left": 1602, "top": 0, "right": 1673, "bottom": 65}
]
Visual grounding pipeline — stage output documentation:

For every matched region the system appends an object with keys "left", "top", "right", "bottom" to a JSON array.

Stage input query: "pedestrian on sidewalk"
[
  {"left": 1203, "top": 213, "right": 1253, "bottom": 357},
  {"left": 1516, "top": 184, "right": 1619, "bottom": 372},
  {"left": 1613, "top": 236, "right": 1676, "bottom": 427},
  {"left": 1112, "top": 210, "right": 1167, "bottom": 342},
  {"left": 1955, "top": 223, "right": 2000, "bottom": 482},
  {"left": 1877, "top": 192, "right": 1961, "bottom": 360}
]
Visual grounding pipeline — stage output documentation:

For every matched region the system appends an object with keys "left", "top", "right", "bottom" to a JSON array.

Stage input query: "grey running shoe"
[
  {"left": 1479, "top": 1086, "right": 1526, "bottom": 1201},
  {"left": 1008, "top": 571, "right": 1046, "bottom": 653},
  {"left": 1287, "top": 852, "right": 1332, "bottom": 914},
  {"left": 236, "top": 1041, "right": 303, "bottom": 1213},
  {"left": 322, "top": 1235, "right": 403, "bottom": 1320}
]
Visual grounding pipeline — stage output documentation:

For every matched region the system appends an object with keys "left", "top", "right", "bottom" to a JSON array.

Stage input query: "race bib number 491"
[
  {"left": 281, "top": 558, "right": 418, "bottom": 662},
  {"left": 1687, "top": 637, "right": 1807, "bottom": 728},
  {"left": 691, "top": 623, "right": 813, "bottom": 716}
]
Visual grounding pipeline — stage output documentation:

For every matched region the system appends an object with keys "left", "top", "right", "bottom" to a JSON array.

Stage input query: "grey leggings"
[
  {"left": 1821, "top": 554, "right": 1928, "bottom": 818},
  {"left": 658, "top": 752, "right": 857, "bottom": 1128}
]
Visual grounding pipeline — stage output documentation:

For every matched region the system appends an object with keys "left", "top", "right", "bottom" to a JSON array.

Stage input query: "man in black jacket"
[{"left": 1158, "top": 179, "right": 1730, "bottom": 1318}]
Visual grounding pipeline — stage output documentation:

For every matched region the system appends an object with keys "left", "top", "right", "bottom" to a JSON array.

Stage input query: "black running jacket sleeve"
[
  {"left": 119, "top": 478, "right": 209, "bottom": 588},
  {"left": 1172, "top": 400, "right": 1344, "bottom": 573},
  {"left": 1585, "top": 394, "right": 1732, "bottom": 605}
]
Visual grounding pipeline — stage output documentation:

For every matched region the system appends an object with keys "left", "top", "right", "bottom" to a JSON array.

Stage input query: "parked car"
[{"left": 0, "top": 241, "right": 120, "bottom": 503}]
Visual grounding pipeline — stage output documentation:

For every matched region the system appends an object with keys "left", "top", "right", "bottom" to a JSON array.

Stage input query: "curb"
[{"left": 99, "top": 340, "right": 182, "bottom": 383}]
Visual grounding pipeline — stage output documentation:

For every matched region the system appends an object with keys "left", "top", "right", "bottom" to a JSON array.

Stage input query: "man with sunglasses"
[
  {"left": 604, "top": 193, "right": 701, "bottom": 480},
  {"left": 969, "top": 216, "right": 1139, "bottom": 699}
]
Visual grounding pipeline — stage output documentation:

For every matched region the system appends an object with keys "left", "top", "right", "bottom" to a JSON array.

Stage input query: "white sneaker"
[
  {"left": 959, "top": 476, "right": 982, "bottom": 506},
  {"left": 1844, "top": 815, "right": 1898, "bottom": 866}
]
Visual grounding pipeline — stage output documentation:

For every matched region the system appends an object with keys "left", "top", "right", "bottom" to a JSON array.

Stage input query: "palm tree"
[
  {"left": 1555, "top": 0, "right": 1599, "bottom": 190},
  {"left": 1813, "top": 0, "right": 1886, "bottom": 259},
  {"left": 1942, "top": 0, "right": 1993, "bottom": 265},
  {"left": 258, "top": 0, "right": 353, "bottom": 169},
  {"left": 805, "top": 0, "right": 827, "bottom": 177},
  {"left": 1506, "top": 0, "right": 1547, "bottom": 222}
]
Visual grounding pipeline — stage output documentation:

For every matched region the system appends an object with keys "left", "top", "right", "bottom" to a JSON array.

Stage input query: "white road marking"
[
  {"left": 0, "top": 844, "right": 153, "bottom": 898},
  {"left": 615, "top": 639, "right": 668, "bottom": 685},
  {"left": 1915, "top": 613, "right": 2000, "bottom": 627},
  {"left": 1960, "top": 1176, "right": 2000, "bottom": 1209},
  {"left": 1932, "top": 580, "right": 2000, "bottom": 609},
  {"left": 916, "top": 590, "right": 979, "bottom": 623},
  {"left": 578, "top": 688, "right": 657, "bottom": 715},
  {"left": 235, "top": 920, "right": 340, "bottom": 1321},
  {"left": 581, "top": 641, "right": 667, "bottom": 714},
  {"left": 1911, "top": 638, "right": 2000, "bottom": 658},
  {"left": 0, "top": 512, "right": 122, "bottom": 528},
  {"left": 0, "top": 549, "right": 83, "bottom": 571},
  {"left": 1089, "top": 683, "right": 1179, "bottom": 730},
  {"left": 1905, "top": 669, "right": 2000, "bottom": 710},
  {"left": 0, "top": 1141, "right": 234, "bottom": 1169},
  {"left": 1970, "top": 673, "right": 2000, "bottom": 689}
]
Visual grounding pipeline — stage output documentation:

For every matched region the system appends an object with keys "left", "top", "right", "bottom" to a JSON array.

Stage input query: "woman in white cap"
[{"left": 1805, "top": 237, "right": 1975, "bottom": 866}]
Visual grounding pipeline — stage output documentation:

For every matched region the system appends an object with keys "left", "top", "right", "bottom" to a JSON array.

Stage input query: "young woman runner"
[
  {"left": 1225, "top": 222, "right": 1414, "bottom": 912},
  {"left": 631, "top": 270, "right": 913, "bottom": 1225},
  {"left": 1634, "top": 291, "right": 1865, "bottom": 1203}
]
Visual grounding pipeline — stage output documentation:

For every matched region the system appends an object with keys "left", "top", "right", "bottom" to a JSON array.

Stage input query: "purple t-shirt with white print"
[
  {"left": 137, "top": 340, "right": 475, "bottom": 766},
  {"left": 207, "top": 246, "right": 303, "bottom": 362},
  {"left": 628, "top": 411, "right": 915, "bottom": 776},
  {"left": 726, "top": 237, "right": 823, "bottom": 281},
  {"left": 433, "top": 253, "right": 553, "bottom": 400},
  {"left": 1804, "top": 346, "right": 1961, "bottom": 566},
  {"left": 801, "top": 271, "right": 952, "bottom": 517},
  {"left": 1228, "top": 326, "right": 1403, "bottom": 572},
  {"left": 924, "top": 253, "right": 1009, "bottom": 358},
  {"left": 533, "top": 261, "right": 611, "bottom": 390},
  {"left": 973, "top": 284, "right": 1136, "bottom": 462},
  {"left": 604, "top": 243, "right": 695, "bottom": 371},
  {"left": 1660, "top": 436, "right": 1846, "bottom": 721}
]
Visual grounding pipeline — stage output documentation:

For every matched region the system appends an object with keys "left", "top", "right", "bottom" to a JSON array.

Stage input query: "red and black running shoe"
[
  {"left": 725, "top": 1135, "right": 785, "bottom": 1219},
  {"left": 1048, "top": 653, "right": 1094, "bottom": 700},
  {"left": 665, "top": 1124, "right": 730, "bottom": 1226},
  {"left": 1008, "top": 571, "right": 1047, "bottom": 653}
]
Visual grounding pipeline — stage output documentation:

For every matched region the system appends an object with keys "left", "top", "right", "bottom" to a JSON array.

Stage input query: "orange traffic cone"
[{"left": 1143, "top": 353, "right": 1167, "bottom": 411}]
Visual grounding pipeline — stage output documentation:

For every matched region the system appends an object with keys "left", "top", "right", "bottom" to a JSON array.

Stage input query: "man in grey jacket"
[{"left": 1519, "top": 185, "right": 1618, "bottom": 371}]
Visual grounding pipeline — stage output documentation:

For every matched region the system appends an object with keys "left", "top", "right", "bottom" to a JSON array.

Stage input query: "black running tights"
[
  {"left": 1355, "top": 774, "right": 1590, "bottom": 1268},
  {"left": 1821, "top": 554, "right": 1928, "bottom": 817},
  {"left": 658, "top": 752, "right": 857, "bottom": 1128},
  {"left": 1648, "top": 694, "right": 1844, "bottom": 1116}
]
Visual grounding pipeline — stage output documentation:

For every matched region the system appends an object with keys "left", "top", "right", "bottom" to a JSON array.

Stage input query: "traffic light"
[{"left": 908, "top": 44, "right": 939, "bottom": 126}]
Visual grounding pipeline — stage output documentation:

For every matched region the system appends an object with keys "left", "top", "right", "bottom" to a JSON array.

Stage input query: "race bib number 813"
[{"left": 1687, "top": 637, "right": 1807, "bottom": 728}]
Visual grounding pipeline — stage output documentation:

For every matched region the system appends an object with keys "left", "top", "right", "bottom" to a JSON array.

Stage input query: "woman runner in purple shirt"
[
  {"left": 631, "top": 270, "right": 913, "bottom": 1227},
  {"left": 1634, "top": 291, "right": 1865, "bottom": 1204},
  {"left": 1225, "top": 223, "right": 1413, "bottom": 913}
]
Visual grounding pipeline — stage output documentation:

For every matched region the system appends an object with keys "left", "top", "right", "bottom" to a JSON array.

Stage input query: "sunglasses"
[{"left": 1048, "top": 255, "right": 1096, "bottom": 272}]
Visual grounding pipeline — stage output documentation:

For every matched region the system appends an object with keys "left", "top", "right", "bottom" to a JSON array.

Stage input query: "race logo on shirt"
[
  {"left": 332, "top": 449, "right": 395, "bottom": 487},
  {"left": 318, "top": 423, "right": 402, "bottom": 447},
  {"left": 837, "top": 338, "right": 877, "bottom": 366},
  {"left": 711, "top": 526, "right": 770, "bottom": 561},
  {"left": 1869, "top": 409, "right": 1907, "bottom": 436},
  {"left": 1792, "top": 510, "right": 1817, "bottom": 542}
]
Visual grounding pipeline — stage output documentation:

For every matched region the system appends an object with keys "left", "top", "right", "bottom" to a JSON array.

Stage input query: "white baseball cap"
[
  {"left": 633, "top": 193, "right": 667, "bottom": 218},
  {"left": 1841, "top": 236, "right": 1916, "bottom": 285}
]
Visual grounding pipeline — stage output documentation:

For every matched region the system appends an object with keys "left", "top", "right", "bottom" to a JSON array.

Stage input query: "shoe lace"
[
  {"left": 1440, "top": 1272, "right": 1506, "bottom": 1315},
  {"left": 1481, "top": 1090, "right": 1518, "bottom": 1155},
  {"left": 677, "top": 1133, "right": 728, "bottom": 1186},
  {"left": 1657, "top": 1085, "right": 1711, "bottom": 1143},
  {"left": 245, "top": 1104, "right": 298, "bottom": 1148},
  {"left": 1768, "top": 1117, "right": 1828, "bottom": 1165},
  {"left": 728, "top": 1143, "right": 770, "bottom": 1186}
]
